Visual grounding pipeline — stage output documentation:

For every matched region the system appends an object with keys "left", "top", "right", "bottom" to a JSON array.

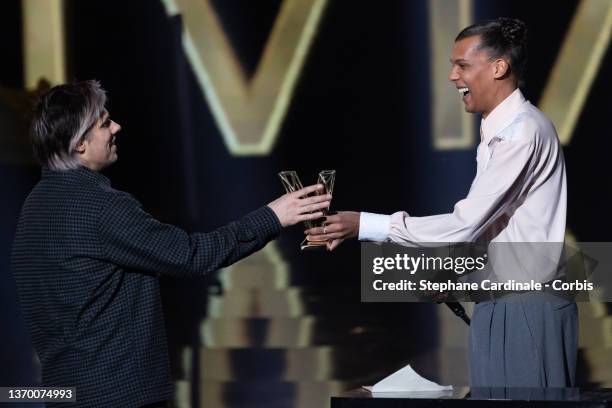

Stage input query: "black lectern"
[{"left": 332, "top": 387, "right": 612, "bottom": 407}]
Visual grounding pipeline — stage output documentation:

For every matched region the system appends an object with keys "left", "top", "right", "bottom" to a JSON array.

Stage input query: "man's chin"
[
  {"left": 463, "top": 104, "right": 476, "bottom": 113},
  {"left": 461, "top": 94, "right": 477, "bottom": 113},
  {"left": 101, "top": 156, "right": 118, "bottom": 170}
]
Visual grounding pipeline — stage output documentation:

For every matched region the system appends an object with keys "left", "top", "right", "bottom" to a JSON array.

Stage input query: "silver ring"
[{"left": 323, "top": 225, "right": 328, "bottom": 234}]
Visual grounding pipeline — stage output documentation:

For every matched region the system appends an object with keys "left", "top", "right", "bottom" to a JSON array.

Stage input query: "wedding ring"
[{"left": 323, "top": 225, "right": 328, "bottom": 234}]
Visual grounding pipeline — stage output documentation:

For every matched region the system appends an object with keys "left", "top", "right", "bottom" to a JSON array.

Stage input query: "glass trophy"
[{"left": 278, "top": 170, "right": 336, "bottom": 250}]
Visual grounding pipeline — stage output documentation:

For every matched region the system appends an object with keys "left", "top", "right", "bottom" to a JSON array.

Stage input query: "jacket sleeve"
[{"left": 97, "top": 191, "right": 281, "bottom": 277}]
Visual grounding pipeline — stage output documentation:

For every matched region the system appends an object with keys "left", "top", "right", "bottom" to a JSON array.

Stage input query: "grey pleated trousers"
[{"left": 469, "top": 292, "right": 578, "bottom": 387}]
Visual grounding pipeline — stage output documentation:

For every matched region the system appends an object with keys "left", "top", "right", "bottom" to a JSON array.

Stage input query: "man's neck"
[
  {"left": 78, "top": 157, "right": 106, "bottom": 172},
  {"left": 482, "top": 84, "right": 518, "bottom": 119}
]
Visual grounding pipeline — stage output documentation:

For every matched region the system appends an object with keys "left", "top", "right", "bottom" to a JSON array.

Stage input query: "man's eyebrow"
[
  {"left": 99, "top": 110, "right": 109, "bottom": 121},
  {"left": 450, "top": 58, "right": 468, "bottom": 64}
]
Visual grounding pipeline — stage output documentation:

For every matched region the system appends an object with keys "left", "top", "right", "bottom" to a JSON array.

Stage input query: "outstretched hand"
[
  {"left": 305, "top": 211, "right": 360, "bottom": 251},
  {"left": 267, "top": 184, "right": 332, "bottom": 227}
]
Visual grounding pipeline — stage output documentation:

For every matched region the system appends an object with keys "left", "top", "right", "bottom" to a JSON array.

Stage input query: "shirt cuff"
[{"left": 358, "top": 212, "right": 391, "bottom": 241}]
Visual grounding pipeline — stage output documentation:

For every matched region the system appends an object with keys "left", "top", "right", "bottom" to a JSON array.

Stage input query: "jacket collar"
[{"left": 41, "top": 165, "right": 111, "bottom": 186}]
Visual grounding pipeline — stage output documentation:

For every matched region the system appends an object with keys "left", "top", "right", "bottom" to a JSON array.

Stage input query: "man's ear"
[
  {"left": 493, "top": 58, "right": 511, "bottom": 80},
  {"left": 74, "top": 139, "right": 87, "bottom": 154}
]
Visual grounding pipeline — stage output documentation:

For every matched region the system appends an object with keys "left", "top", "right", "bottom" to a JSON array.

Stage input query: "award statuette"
[{"left": 278, "top": 170, "right": 336, "bottom": 250}]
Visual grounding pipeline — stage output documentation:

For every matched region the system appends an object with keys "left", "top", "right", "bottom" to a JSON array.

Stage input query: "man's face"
[
  {"left": 78, "top": 110, "right": 122, "bottom": 171},
  {"left": 448, "top": 35, "right": 497, "bottom": 116}
]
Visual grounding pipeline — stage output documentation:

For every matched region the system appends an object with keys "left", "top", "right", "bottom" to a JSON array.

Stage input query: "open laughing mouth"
[{"left": 458, "top": 87, "right": 470, "bottom": 98}]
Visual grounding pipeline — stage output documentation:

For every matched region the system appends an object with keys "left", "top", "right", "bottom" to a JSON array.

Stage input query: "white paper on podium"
[{"left": 362, "top": 364, "right": 453, "bottom": 394}]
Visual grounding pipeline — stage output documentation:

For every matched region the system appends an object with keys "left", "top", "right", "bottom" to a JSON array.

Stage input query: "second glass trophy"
[{"left": 278, "top": 170, "right": 336, "bottom": 250}]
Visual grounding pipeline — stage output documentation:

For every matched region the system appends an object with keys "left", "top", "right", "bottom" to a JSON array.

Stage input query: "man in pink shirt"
[{"left": 307, "top": 18, "right": 577, "bottom": 387}]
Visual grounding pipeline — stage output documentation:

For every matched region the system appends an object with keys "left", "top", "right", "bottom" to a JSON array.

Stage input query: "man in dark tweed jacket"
[{"left": 10, "top": 80, "right": 330, "bottom": 408}]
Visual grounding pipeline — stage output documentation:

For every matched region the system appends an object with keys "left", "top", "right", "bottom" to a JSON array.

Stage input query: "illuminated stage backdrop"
[{"left": 1, "top": 0, "right": 610, "bottom": 407}]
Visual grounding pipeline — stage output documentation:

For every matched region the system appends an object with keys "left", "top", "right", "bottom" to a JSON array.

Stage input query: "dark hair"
[
  {"left": 455, "top": 18, "right": 528, "bottom": 88},
  {"left": 30, "top": 80, "right": 106, "bottom": 171}
]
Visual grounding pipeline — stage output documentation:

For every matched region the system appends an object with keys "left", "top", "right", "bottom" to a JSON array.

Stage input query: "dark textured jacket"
[{"left": 10, "top": 166, "right": 281, "bottom": 407}]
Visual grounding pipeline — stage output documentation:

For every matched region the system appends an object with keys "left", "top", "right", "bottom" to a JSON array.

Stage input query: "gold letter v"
[{"left": 161, "top": 0, "right": 328, "bottom": 155}]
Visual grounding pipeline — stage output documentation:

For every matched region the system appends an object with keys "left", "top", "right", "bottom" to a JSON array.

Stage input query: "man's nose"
[
  {"left": 111, "top": 121, "right": 121, "bottom": 133},
  {"left": 448, "top": 66, "right": 459, "bottom": 82}
]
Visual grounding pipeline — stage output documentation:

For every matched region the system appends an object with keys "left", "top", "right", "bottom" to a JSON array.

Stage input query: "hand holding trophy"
[{"left": 278, "top": 170, "right": 336, "bottom": 250}]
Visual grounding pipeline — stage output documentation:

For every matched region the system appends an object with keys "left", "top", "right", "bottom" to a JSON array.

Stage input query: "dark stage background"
[{"left": 1, "top": 1, "right": 610, "bottom": 407}]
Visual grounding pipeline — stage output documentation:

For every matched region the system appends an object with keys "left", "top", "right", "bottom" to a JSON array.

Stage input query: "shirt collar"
[{"left": 480, "top": 88, "right": 527, "bottom": 145}]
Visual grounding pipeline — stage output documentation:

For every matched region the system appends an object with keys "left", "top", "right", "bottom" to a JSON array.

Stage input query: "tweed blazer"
[{"left": 11, "top": 166, "right": 281, "bottom": 407}]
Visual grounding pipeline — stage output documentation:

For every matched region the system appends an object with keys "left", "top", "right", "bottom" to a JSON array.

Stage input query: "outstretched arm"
[
  {"left": 98, "top": 184, "right": 331, "bottom": 276},
  {"left": 307, "top": 133, "right": 538, "bottom": 249}
]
